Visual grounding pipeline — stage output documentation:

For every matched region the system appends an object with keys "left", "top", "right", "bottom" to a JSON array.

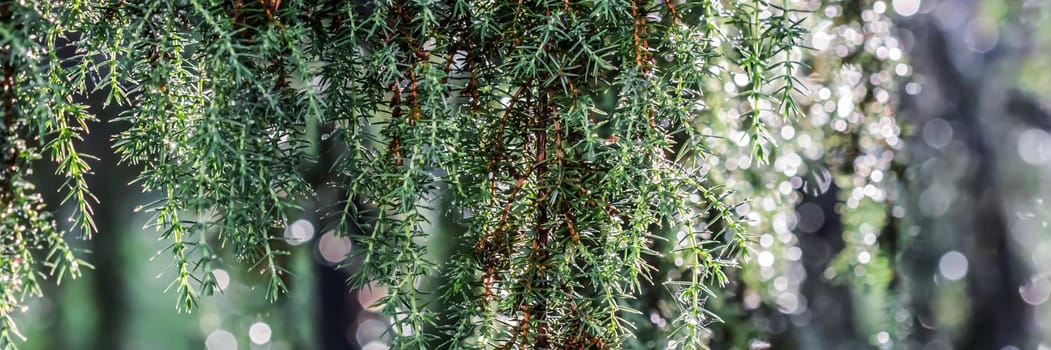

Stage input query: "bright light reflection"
[
  {"left": 362, "top": 341, "right": 390, "bottom": 350},
  {"left": 892, "top": 0, "right": 921, "bottom": 16},
  {"left": 1019, "top": 276, "right": 1051, "bottom": 306},
  {"left": 358, "top": 284, "right": 389, "bottom": 313},
  {"left": 249, "top": 322, "right": 272, "bottom": 345},
  {"left": 938, "top": 251, "right": 969, "bottom": 281},
  {"left": 205, "top": 330, "right": 237, "bottom": 350},
  {"left": 318, "top": 231, "right": 353, "bottom": 264},
  {"left": 212, "top": 269, "right": 230, "bottom": 291},
  {"left": 285, "top": 219, "right": 315, "bottom": 246}
]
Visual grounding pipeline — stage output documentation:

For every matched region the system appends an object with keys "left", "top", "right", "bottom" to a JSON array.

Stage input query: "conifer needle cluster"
[{"left": 1, "top": 1, "right": 806, "bottom": 348}]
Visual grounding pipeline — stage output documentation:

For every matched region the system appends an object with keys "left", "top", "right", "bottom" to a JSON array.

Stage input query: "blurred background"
[{"left": 11, "top": 0, "right": 1051, "bottom": 349}]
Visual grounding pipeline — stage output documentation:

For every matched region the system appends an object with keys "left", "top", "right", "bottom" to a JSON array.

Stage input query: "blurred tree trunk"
[
  {"left": 897, "top": 0, "right": 1046, "bottom": 347},
  {"left": 768, "top": 185, "right": 868, "bottom": 349},
  {"left": 311, "top": 125, "right": 357, "bottom": 350},
  {"left": 84, "top": 94, "right": 134, "bottom": 350}
]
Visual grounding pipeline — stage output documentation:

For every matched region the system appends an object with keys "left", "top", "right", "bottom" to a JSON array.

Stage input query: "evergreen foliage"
[
  {"left": 719, "top": 0, "right": 910, "bottom": 345},
  {"left": 0, "top": 0, "right": 811, "bottom": 348},
  {"left": 1, "top": 2, "right": 92, "bottom": 343}
]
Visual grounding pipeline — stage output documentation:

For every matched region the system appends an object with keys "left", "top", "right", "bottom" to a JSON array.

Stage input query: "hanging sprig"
[
  {"left": 1, "top": 1, "right": 95, "bottom": 345},
  {"left": 101, "top": 0, "right": 317, "bottom": 310},
  {"left": 728, "top": 0, "right": 806, "bottom": 165}
]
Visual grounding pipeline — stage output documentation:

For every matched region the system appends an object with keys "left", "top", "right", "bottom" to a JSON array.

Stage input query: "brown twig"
[
  {"left": 486, "top": 84, "right": 530, "bottom": 201},
  {"left": 666, "top": 0, "right": 680, "bottom": 24},
  {"left": 257, "top": 0, "right": 286, "bottom": 31}
]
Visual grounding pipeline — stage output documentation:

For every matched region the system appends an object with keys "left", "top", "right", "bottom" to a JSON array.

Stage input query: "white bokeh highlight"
[
  {"left": 249, "top": 322, "right": 272, "bottom": 345},
  {"left": 938, "top": 251, "right": 969, "bottom": 281}
]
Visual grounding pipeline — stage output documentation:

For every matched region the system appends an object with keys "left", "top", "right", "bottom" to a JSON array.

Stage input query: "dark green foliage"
[{"left": 0, "top": 0, "right": 806, "bottom": 348}]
